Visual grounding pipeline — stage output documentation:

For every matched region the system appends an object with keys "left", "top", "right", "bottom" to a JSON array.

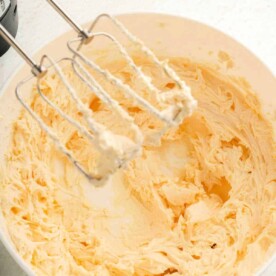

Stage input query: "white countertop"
[{"left": 0, "top": 0, "right": 276, "bottom": 275}]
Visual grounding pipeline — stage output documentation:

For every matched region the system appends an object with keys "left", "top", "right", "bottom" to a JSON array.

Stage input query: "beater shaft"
[
  {"left": 46, "top": 0, "right": 90, "bottom": 41},
  {"left": 0, "top": 24, "right": 45, "bottom": 77}
]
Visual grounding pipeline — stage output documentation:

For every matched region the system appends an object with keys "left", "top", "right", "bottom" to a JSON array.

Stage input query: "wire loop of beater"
[
  {"left": 72, "top": 14, "right": 197, "bottom": 125},
  {"left": 15, "top": 56, "right": 142, "bottom": 185}
]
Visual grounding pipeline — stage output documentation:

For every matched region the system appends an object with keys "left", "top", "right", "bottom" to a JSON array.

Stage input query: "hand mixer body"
[{"left": 0, "top": 0, "right": 18, "bottom": 56}]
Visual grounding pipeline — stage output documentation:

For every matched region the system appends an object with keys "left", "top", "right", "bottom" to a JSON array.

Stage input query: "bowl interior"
[{"left": 0, "top": 13, "right": 275, "bottom": 275}]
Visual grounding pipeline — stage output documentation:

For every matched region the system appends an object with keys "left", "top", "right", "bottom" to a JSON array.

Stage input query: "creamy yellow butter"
[{"left": 0, "top": 55, "right": 275, "bottom": 276}]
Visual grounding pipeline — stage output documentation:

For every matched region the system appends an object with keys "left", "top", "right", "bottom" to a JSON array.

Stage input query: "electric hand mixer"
[{"left": 0, "top": 0, "right": 197, "bottom": 186}]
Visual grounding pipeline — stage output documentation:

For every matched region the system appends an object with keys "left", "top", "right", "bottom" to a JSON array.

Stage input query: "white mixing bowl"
[{"left": 0, "top": 13, "right": 275, "bottom": 275}]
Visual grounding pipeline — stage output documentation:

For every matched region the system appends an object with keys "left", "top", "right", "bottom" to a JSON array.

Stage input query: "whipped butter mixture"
[{"left": 0, "top": 53, "right": 275, "bottom": 276}]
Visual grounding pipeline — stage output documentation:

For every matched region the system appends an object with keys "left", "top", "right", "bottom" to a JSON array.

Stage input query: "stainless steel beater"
[{"left": 0, "top": 0, "right": 197, "bottom": 185}]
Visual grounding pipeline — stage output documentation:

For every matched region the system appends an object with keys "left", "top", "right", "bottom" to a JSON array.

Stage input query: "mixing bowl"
[{"left": 0, "top": 13, "right": 275, "bottom": 275}]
